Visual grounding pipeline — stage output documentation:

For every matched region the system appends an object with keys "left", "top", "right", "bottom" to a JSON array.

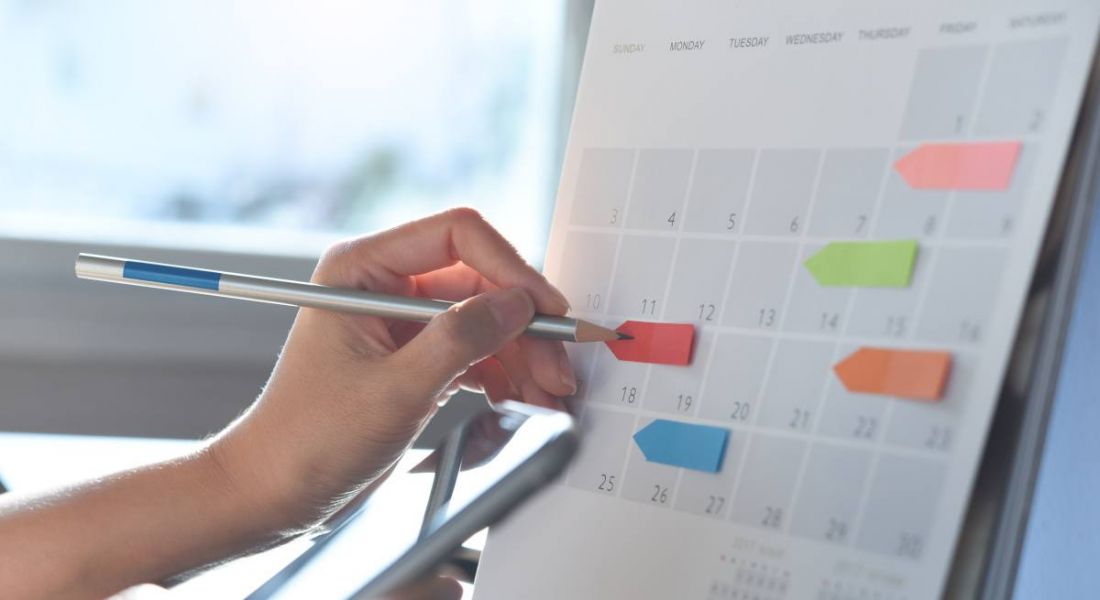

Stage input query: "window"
[{"left": 0, "top": 0, "right": 568, "bottom": 261}]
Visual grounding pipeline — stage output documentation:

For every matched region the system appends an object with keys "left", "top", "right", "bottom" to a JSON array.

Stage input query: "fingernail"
[
  {"left": 559, "top": 350, "right": 578, "bottom": 395},
  {"left": 486, "top": 288, "right": 534, "bottom": 332},
  {"left": 549, "top": 286, "right": 571, "bottom": 313}
]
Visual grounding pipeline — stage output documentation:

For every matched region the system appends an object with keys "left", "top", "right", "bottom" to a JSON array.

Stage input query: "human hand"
[{"left": 209, "top": 208, "right": 577, "bottom": 532}]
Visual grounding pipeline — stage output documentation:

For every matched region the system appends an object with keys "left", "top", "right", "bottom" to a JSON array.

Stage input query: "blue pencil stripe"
[{"left": 122, "top": 261, "right": 222, "bottom": 291}]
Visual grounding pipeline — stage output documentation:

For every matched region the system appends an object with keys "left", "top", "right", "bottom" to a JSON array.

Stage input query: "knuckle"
[
  {"left": 446, "top": 206, "right": 486, "bottom": 226},
  {"left": 313, "top": 239, "right": 356, "bottom": 283},
  {"left": 431, "top": 309, "right": 473, "bottom": 358}
]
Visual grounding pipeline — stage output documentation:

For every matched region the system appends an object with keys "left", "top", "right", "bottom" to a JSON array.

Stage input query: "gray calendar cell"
[
  {"left": 856, "top": 454, "right": 947, "bottom": 559},
  {"left": 976, "top": 38, "right": 1068, "bottom": 135},
  {"left": 570, "top": 148, "right": 634, "bottom": 227},
  {"left": 626, "top": 149, "right": 694, "bottom": 231},
  {"left": 722, "top": 241, "right": 799, "bottom": 329},
  {"left": 899, "top": 45, "right": 988, "bottom": 140},
  {"left": 948, "top": 145, "right": 1036, "bottom": 239},
  {"left": 876, "top": 147, "right": 948, "bottom": 239},
  {"left": 916, "top": 248, "right": 1006, "bottom": 344},
  {"left": 554, "top": 231, "right": 619, "bottom": 314},
  {"left": 586, "top": 343, "right": 650, "bottom": 408},
  {"left": 674, "top": 432, "right": 746, "bottom": 519},
  {"left": 729, "top": 434, "right": 807, "bottom": 532},
  {"left": 808, "top": 148, "right": 889, "bottom": 238},
  {"left": 698, "top": 334, "right": 772, "bottom": 425},
  {"left": 845, "top": 245, "right": 933, "bottom": 340},
  {"left": 815, "top": 367, "right": 888, "bottom": 444},
  {"left": 885, "top": 352, "right": 976, "bottom": 452},
  {"left": 643, "top": 331, "right": 712, "bottom": 416},
  {"left": 664, "top": 239, "right": 737, "bottom": 324},
  {"left": 683, "top": 149, "right": 755, "bottom": 234},
  {"left": 757, "top": 340, "right": 835, "bottom": 433},
  {"left": 621, "top": 421, "right": 681, "bottom": 508},
  {"left": 566, "top": 408, "right": 635, "bottom": 496},
  {"left": 790, "top": 444, "right": 872, "bottom": 545},
  {"left": 783, "top": 243, "right": 853, "bottom": 336},
  {"left": 744, "top": 148, "right": 820, "bottom": 236},
  {"left": 606, "top": 234, "right": 676, "bottom": 318}
]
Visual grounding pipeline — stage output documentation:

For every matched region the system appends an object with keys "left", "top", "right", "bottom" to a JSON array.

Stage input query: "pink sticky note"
[
  {"left": 605, "top": 321, "right": 695, "bottom": 366},
  {"left": 894, "top": 141, "right": 1022, "bottom": 190}
]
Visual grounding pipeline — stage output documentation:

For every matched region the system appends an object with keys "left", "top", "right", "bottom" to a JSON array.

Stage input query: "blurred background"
[{"left": 0, "top": 0, "right": 594, "bottom": 439}]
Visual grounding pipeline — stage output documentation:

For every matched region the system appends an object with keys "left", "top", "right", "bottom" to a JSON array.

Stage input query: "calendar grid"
[{"left": 561, "top": 140, "right": 1010, "bottom": 543}]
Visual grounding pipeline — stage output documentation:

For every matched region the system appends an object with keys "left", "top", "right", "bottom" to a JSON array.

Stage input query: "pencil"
[{"left": 74, "top": 254, "right": 627, "bottom": 343}]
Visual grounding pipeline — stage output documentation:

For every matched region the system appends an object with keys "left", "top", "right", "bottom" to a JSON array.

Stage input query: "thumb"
[{"left": 391, "top": 287, "right": 534, "bottom": 398}]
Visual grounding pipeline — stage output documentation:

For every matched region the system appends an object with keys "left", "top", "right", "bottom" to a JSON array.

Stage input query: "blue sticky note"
[{"left": 632, "top": 419, "right": 729, "bottom": 473}]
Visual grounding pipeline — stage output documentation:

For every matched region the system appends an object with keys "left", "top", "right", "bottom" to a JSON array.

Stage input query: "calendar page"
[{"left": 474, "top": 1, "right": 1099, "bottom": 598}]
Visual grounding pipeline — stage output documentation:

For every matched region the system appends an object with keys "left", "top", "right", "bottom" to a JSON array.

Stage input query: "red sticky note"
[
  {"left": 894, "top": 141, "right": 1022, "bottom": 191},
  {"left": 834, "top": 347, "right": 952, "bottom": 401},
  {"left": 605, "top": 321, "right": 695, "bottom": 366}
]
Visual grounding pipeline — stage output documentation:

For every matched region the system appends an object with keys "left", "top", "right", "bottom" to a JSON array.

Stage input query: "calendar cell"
[
  {"left": 917, "top": 248, "right": 1006, "bottom": 344},
  {"left": 698, "top": 334, "right": 773, "bottom": 425},
  {"left": 815, "top": 357, "right": 889, "bottom": 444},
  {"left": 757, "top": 340, "right": 835, "bottom": 433},
  {"left": 885, "top": 352, "right": 976, "bottom": 452},
  {"left": 554, "top": 231, "right": 619, "bottom": 314},
  {"left": 976, "top": 38, "right": 1068, "bottom": 135},
  {"left": 782, "top": 243, "right": 852, "bottom": 335},
  {"left": 569, "top": 148, "right": 634, "bottom": 227},
  {"left": 621, "top": 421, "right": 681, "bottom": 508},
  {"left": 683, "top": 149, "right": 755, "bottom": 234},
  {"left": 626, "top": 149, "right": 693, "bottom": 231},
  {"left": 607, "top": 234, "right": 676, "bottom": 318},
  {"left": 674, "top": 432, "right": 747, "bottom": 519},
  {"left": 947, "top": 145, "right": 1036, "bottom": 239},
  {"left": 743, "top": 148, "right": 820, "bottom": 236},
  {"left": 875, "top": 147, "right": 948, "bottom": 239},
  {"left": 642, "top": 330, "right": 712, "bottom": 416},
  {"left": 729, "top": 434, "right": 807, "bottom": 531},
  {"left": 664, "top": 238, "right": 737, "bottom": 324},
  {"left": 856, "top": 454, "right": 947, "bottom": 559},
  {"left": 790, "top": 444, "right": 872, "bottom": 545},
  {"left": 586, "top": 343, "right": 650, "bottom": 408},
  {"left": 899, "top": 45, "right": 988, "bottom": 139},
  {"left": 566, "top": 407, "right": 635, "bottom": 496},
  {"left": 844, "top": 245, "right": 933, "bottom": 340},
  {"left": 808, "top": 148, "right": 889, "bottom": 238},
  {"left": 722, "top": 241, "right": 799, "bottom": 330}
]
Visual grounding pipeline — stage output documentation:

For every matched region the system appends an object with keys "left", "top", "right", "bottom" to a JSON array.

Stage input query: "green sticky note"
[{"left": 804, "top": 240, "right": 918, "bottom": 287}]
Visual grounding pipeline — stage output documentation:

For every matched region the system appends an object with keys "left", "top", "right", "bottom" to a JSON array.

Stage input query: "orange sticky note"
[
  {"left": 894, "top": 141, "right": 1021, "bottom": 190},
  {"left": 605, "top": 321, "right": 695, "bottom": 366},
  {"left": 834, "top": 347, "right": 952, "bottom": 401}
]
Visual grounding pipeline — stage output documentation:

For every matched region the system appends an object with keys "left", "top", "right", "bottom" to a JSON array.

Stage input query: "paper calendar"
[{"left": 475, "top": 1, "right": 1099, "bottom": 598}]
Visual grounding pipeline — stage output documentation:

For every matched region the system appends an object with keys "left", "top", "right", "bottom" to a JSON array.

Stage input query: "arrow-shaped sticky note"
[
  {"left": 804, "top": 240, "right": 918, "bottom": 288},
  {"left": 894, "top": 141, "right": 1022, "bottom": 191},
  {"left": 633, "top": 419, "right": 729, "bottom": 473},
  {"left": 606, "top": 321, "right": 695, "bottom": 366},
  {"left": 834, "top": 347, "right": 952, "bottom": 401}
]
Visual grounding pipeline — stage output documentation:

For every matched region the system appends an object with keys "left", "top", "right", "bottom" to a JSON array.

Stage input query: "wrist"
[{"left": 201, "top": 432, "right": 322, "bottom": 540}]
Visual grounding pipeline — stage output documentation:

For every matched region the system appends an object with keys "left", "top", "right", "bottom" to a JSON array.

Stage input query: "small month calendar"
[{"left": 475, "top": 1, "right": 1099, "bottom": 598}]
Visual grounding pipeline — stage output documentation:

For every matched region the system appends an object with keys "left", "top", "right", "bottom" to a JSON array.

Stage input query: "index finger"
[{"left": 326, "top": 208, "right": 569, "bottom": 315}]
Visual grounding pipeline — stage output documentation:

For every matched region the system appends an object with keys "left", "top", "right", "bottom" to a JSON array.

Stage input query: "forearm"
[{"left": 0, "top": 446, "right": 292, "bottom": 599}]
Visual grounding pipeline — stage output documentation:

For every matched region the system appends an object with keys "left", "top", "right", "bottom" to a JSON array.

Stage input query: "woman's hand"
[
  {"left": 0, "top": 208, "right": 566, "bottom": 598},
  {"left": 210, "top": 207, "right": 578, "bottom": 533}
]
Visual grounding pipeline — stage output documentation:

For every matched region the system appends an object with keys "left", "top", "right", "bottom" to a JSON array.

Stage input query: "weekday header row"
[{"left": 610, "top": 10, "right": 1066, "bottom": 56}]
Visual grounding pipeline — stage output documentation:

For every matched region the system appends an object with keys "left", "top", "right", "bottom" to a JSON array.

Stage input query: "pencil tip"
[{"left": 617, "top": 332, "right": 634, "bottom": 341}]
